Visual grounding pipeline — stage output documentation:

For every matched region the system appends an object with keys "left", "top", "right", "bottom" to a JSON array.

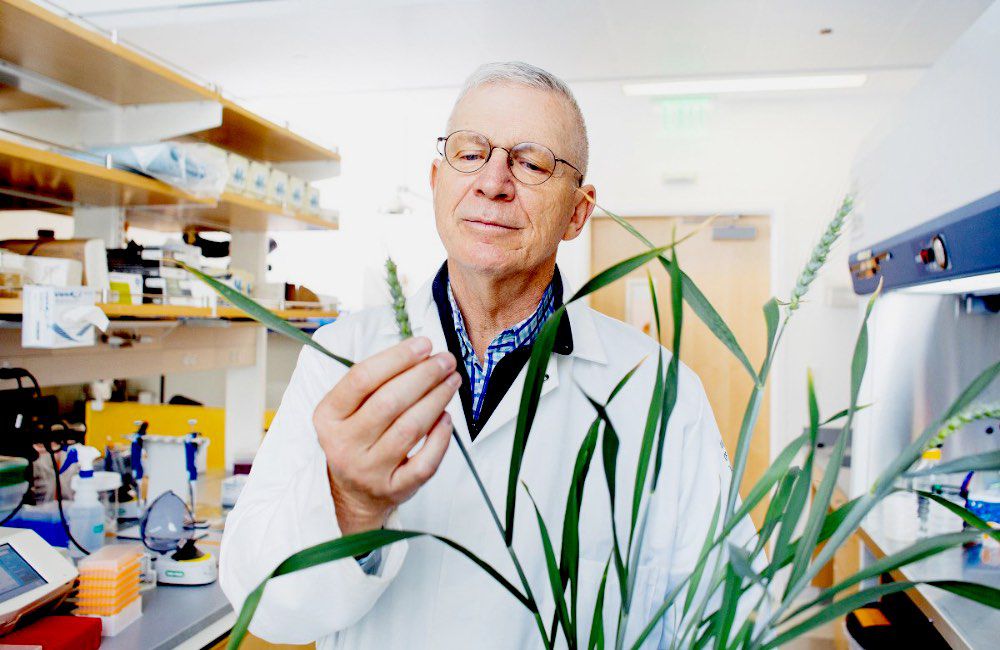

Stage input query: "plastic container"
[
  {"left": 75, "top": 545, "right": 143, "bottom": 635},
  {"left": 77, "top": 545, "right": 144, "bottom": 578},
  {"left": 911, "top": 447, "right": 942, "bottom": 536},
  {"left": 67, "top": 498, "right": 105, "bottom": 558},
  {"left": 221, "top": 474, "right": 248, "bottom": 509},
  {"left": 5, "top": 502, "right": 70, "bottom": 547},
  {"left": 77, "top": 595, "right": 142, "bottom": 637},
  {"left": 0, "top": 456, "right": 29, "bottom": 488},
  {"left": 0, "top": 481, "right": 27, "bottom": 518},
  {"left": 965, "top": 470, "right": 1000, "bottom": 525}
]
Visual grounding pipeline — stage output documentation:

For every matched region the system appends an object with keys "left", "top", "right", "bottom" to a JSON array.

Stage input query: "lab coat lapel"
[{"left": 474, "top": 353, "right": 560, "bottom": 443}]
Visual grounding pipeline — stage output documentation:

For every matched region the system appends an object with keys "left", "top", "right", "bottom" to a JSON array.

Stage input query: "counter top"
[
  {"left": 102, "top": 472, "right": 235, "bottom": 649},
  {"left": 860, "top": 498, "right": 999, "bottom": 650},
  {"left": 812, "top": 447, "right": 1000, "bottom": 650},
  {"left": 99, "top": 580, "right": 233, "bottom": 650}
]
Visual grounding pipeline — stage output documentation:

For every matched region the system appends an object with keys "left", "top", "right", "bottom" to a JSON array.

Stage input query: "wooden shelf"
[
  {"left": 192, "top": 100, "right": 338, "bottom": 164},
  {"left": 0, "top": 297, "right": 337, "bottom": 321},
  {"left": 0, "top": 140, "right": 337, "bottom": 231},
  {"left": 143, "top": 191, "right": 338, "bottom": 232},
  {"left": 0, "top": 0, "right": 339, "bottom": 165},
  {"left": 0, "top": 83, "right": 59, "bottom": 111},
  {"left": 0, "top": 138, "right": 209, "bottom": 210}
]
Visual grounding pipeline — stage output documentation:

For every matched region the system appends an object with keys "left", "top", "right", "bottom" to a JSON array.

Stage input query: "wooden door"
[{"left": 590, "top": 215, "right": 771, "bottom": 523}]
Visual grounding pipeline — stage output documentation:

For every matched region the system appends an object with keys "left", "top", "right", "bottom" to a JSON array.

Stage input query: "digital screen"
[{"left": 0, "top": 544, "right": 47, "bottom": 603}]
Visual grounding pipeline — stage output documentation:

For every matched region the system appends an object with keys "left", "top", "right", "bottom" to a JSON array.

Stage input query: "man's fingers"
[
  {"left": 390, "top": 412, "right": 452, "bottom": 496},
  {"left": 319, "top": 337, "right": 433, "bottom": 420},
  {"left": 353, "top": 352, "right": 457, "bottom": 441},
  {"left": 373, "top": 372, "right": 461, "bottom": 463}
]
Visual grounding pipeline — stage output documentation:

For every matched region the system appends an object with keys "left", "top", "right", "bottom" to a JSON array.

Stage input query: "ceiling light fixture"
[{"left": 622, "top": 73, "right": 867, "bottom": 97}]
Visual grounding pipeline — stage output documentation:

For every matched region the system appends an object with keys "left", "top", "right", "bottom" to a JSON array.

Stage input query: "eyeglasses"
[{"left": 436, "top": 130, "right": 583, "bottom": 186}]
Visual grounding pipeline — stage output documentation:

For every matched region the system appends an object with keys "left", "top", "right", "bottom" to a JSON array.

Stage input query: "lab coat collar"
[
  {"left": 408, "top": 264, "right": 607, "bottom": 367},
  {"left": 407, "top": 264, "right": 608, "bottom": 444}
]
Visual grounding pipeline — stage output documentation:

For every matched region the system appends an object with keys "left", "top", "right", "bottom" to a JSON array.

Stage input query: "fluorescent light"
[
  {"left": 622, "top": 74, "right": 868, "bottom": 97},
  {"left": 898, "top": 272, "right": 1000, "bottom": 296}
]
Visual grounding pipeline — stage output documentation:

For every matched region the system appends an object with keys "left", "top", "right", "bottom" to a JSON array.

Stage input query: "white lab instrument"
[
  {"left": 0, "top": 527, "right": 79, "bottom": 635},
  {"left": 131, "top": 426, "right": 209, "bottom": 509},
  {"left": 141, "top": 492, "right": 217, "bottom": 586}
]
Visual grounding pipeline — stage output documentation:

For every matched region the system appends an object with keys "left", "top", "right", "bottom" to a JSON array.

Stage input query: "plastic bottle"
[
  {"left": 64, "top": 445, "right": 106, "bottom": 558},
  {"left": 911, "top": 447, "right": 942, "bottom": 537}
]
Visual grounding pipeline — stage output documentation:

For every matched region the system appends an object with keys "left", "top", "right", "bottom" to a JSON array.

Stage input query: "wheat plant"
[{"left": 179, "top": 195, "right": 1000, "bottom": 649}]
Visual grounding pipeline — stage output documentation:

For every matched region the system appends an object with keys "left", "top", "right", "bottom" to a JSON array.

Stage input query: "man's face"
[{"left": 430, "top": 83, "right": 595, "bottom": 279}]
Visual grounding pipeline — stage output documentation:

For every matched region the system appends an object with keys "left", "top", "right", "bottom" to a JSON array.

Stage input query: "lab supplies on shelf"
[
  {"left": 226, "top": 152, "right": 250, "bottom": 192},
  {"left": 266, "top": 168, "right": 289, "bottom": 204},
  {"left": 21, "top": 286, "right": 109, "bottom": 349},
  {"left": 86, "top": 143, "right": 228, "bottom": 199}
]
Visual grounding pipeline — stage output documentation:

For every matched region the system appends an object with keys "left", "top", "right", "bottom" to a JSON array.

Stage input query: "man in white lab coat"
[{"left": 220, "top": 62, "right": 753, "bottom": 649}]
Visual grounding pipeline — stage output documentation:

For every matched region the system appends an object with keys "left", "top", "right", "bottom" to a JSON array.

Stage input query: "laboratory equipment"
[
  {"left": 849, "top": 190, "right": 1000, "bottom": 297},
  {"left": 140, "top": 491, "right": 217, "bottom": 586},
  {"left": 0, "top": 527, "right": 78, "bottom": 635},
  {"left": 129, "top": 420, "right": 210, "bottom": 510},
  {"left": 74, "top": 544, "right": 144, "bottom": 636}
]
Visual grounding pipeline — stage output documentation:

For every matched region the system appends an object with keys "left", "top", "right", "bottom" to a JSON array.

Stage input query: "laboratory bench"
[
  {"left": 98, "top": 580, "right": 234, "bottom": 650},
  {"left": 102, "top": 470, "right": 235, "bottom": 649},
  {"left": 813, "top": 448, "right": 1000, "bottom": 650}
]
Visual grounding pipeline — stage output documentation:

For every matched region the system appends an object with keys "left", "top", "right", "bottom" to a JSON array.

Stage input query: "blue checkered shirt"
[{"left": 447, "top": 280, "right": 556, "bottom": 421}]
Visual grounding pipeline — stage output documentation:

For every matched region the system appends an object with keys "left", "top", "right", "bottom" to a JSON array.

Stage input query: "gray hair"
[{"left": 449, "top": 61, "right": 589, "bottom": 178}]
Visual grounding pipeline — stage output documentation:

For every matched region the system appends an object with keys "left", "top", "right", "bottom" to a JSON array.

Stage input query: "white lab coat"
[{"left": 220, "top": 272, "right": 757, "bottom": 649}]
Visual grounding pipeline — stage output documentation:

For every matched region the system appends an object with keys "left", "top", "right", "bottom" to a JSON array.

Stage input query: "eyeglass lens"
[{"left": 443, "top": 131, "right": 558, "bottom": 185}]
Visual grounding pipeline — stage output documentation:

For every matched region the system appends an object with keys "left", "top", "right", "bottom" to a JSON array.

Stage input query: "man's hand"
[{"left": 314, "top": 336, "right": 460, "bottom": 536}]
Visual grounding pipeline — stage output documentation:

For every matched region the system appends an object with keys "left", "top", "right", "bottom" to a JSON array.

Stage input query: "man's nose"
[{"left": 473, "top": 148, "right": 516, "bottom": 201}]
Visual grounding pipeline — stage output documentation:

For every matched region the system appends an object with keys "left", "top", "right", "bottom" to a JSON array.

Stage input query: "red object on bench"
[{"left": 0, "top": 615, "right": 102, "bottom": 650}]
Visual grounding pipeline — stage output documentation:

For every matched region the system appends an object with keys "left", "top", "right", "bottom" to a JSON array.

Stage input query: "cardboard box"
[
  {"left": 267, "top": 169, "right": 289, "bottom": 205},
  {"left": 22, "top": 285, "right": 108, "bottom": 349},
  {"left": 108, "top": 272, "right": 143, "bottom": 305},
  {"left": 288, "top": 177, "right": 305, "bottom": 210},
  {"left": 306, "top": 186, "right": 321, "bottom": 215},
  {"left": 226, "top": 153, "right": 249, "bottom": 193},
  {"left": 247, "top": 162, "right": 270, "bottom": 199}
]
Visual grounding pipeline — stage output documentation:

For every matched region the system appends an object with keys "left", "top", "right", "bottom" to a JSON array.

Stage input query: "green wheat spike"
[{"left": 385, "top": 256, "right": 412, "bottom": 339}]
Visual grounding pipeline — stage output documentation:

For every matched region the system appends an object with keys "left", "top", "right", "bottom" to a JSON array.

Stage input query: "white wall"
[{"left": 255, "top": 70, "right": 922, "bottom": 456}]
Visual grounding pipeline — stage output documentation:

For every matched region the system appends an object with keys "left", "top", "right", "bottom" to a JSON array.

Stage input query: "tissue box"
[
  {"left": 108, "top": 272, "right": 143, "bottom": 305},
  {"left": 267, "top": 169, "right": 288, "bottom": 205},
  {"left": 306, "top": 186, "right": 321, "bottom": 215},
  {"left": 22, "top": 285, "right": 109, "bottom": 349},
  {"left": 226, "top": 153, "right": 249, "bottom": 193},
  {"left": 247, "top": 162, "right": 270, "bottom": 198},
  {"left": 288, "top": 177, "right": 305, "bottom": 210}
]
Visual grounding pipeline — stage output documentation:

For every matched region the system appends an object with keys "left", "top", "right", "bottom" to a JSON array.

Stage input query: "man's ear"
[
  {"left": 562, "top": 184, "right": 596, "bottom": 241},
  {"left": 430, "top": 158, "right": 440, "bottom": 192}
]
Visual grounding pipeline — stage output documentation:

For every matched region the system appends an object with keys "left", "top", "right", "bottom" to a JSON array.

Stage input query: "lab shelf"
[
  {"left": 151, "top": 191, "right": 339, "bottom": 233},
  {"left": 0, "top": 140, "right": 338, "bottom": 231},
  {"left": 0, "top": 0, "right": 339, "bottom": 166},
  {"left": 0, "top": 297, "right": 337, "bottom": 321},
  {"left": 0, "top": 83, "right": 60, "bottom": 111},
  {"left": 0, "top": 138, "right": 208, "bottom": 211}
]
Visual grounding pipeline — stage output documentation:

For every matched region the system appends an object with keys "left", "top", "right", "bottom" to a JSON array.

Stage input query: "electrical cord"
[
  {"left": 45, "top": 442, "right": 89, "bottom": 556},
  {"left": 0, "top": 491, "right": 27, "bottom": 525}
]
